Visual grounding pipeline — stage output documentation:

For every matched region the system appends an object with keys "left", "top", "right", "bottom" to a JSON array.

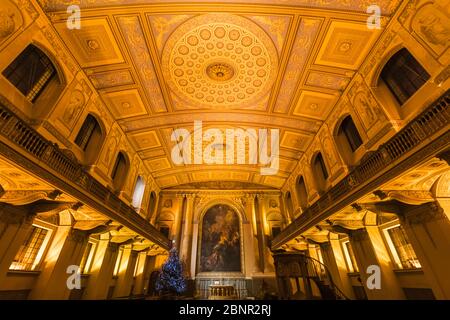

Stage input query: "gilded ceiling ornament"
[{"left": 162, "top": 14, "right": 278, "bottom": 109}]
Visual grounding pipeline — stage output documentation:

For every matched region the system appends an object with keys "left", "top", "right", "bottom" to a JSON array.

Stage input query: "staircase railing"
[
  {"left": 273, "top": 251, "right": 350, "bottom": 300},
  {"left": 303, "top": 255, "right": 350, "bottom": 300}
]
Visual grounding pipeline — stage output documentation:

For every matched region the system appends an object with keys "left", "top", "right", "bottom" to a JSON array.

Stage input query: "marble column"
[
  {"left": 132, "top": 250, "right": 149, "bottom": 295},
  {"left": 349, "top": 227, "right": 405, "bottom": 299},
  {"left": 113, "top": 244, "right": 138, "bottom": 298},
  {"left": 254, "top": 195, "right": 266, "bottom": 273},
  {"left": 83, "top": 236, "right": 119, "bottom": 300},
  {"left": 244, "top": 194, "right": 261, "bottom": 274},
  {"left": 0, "top": 204, "right": 36, "bottom": 285},
  {"left": 174, "top": 194, "right": 185, "bottom": 249},
  {"left": 29, "top": 228, "right": 90, "bottom": 299},
  {"left": 398, "top": 201, "right": 450, "bottom": 299},
  {"left": 257, "top": 195, "right": 275, "bottom": 273},
  {"left": 179, "top": 194, "right": 195, "bottom": 275},
  {"left": 319, "top": 234, "right": 354, "bottom": 299},
  {"left": 279, "top": 193, "right": 291, "bottom": 224}
]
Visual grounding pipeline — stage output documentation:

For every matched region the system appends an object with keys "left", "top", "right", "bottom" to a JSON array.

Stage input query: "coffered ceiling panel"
[
  {"left": 103, "top": 89, "right": 148, "bottom": 119},
  {"left": 128, "top": 131, "right": 162, "bottom": 151},
  {"left": 41, "top": 1, "right": 402, "bottom": 189},
  {"left": 293, "top": 91, "right": 337, "bottom": 120},
  {"left": 315, "top": 21, "right": 382, "bottom": 70},
  {"left": 280, "top": 131, "right": 313, "bottom": 152},
  {"left": 54, "top": 18, "right": 124, "bottom": 68}
]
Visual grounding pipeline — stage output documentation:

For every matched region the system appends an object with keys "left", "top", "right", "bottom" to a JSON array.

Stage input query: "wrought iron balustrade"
[
  {"left": 273, "top": 90, "right": 450, "bottom": 249},
  {"left": 0, "top": 103, "right": 170, "bottom": 250}
]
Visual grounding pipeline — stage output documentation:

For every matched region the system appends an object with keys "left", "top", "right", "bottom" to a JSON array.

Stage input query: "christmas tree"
[{"left": 155, "top": 247, "right": 187, "bottom": 295}]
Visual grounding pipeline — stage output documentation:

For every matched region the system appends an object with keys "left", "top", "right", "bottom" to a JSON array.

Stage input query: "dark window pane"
[
  {"left": 160, "top": 227, "right": 170, "bottom": 238},
  {"left": 341, "top": 116, "right": 363, "bottom": 152},
  {"left": 381, "top": 48, "right": 430, "bottom": 105},
  {"left": 75, "top": 115, "right": 99, "bottom": 150},
  {"left": 272, "top": 227, "right": 281, "bottom": 238},
  {"left": 314, "top": 153, "right": 328, "bottom": 181},
  {"left": 2, "top": 45, "right": 56, "bottom": 102}
]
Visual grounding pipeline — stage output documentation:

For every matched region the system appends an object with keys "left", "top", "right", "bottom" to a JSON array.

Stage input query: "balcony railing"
[
  {"left": 0, "top": 104, "right": 170, "bottom": 250},
  {"left": 273, "top": 90, "right": 450, "bottom": 249}
]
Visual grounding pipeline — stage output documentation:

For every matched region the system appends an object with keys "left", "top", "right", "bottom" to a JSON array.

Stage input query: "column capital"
[
  {"left": 244, "top": 193, "right": 256, "bottom": 200},
  {"left": 437, "top": 150, "right": 450, "bottom": 165},
  {"left": 185, "top": 193, "right": 196, "bottom": 200},
  {"left": 67, "top": 228, "right": 89, "bottom": 243},
  {"left": 0, "top": 203, "right": 35, "bottom": 225},
  {"left": 349, "top": 228, "right": 369, "bottom": 242},
  {"left": 400, "top": 201, "right": 447, "bottom": 225}
]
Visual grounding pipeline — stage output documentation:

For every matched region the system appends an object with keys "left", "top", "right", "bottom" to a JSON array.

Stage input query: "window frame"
[
  {"left": 341, "top": 239, "right": 359, "bottom": 274},
  {"left": 2, "top": 45, "right": 57, "bottom": 103},
  {"left": 381, "top": 221, "right": 421, "bottom": 270},
  {"left": 9, "top": 222, "right": 53, "bottom": 272}
]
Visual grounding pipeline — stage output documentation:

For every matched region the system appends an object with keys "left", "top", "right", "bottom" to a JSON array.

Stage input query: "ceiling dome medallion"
[
  {"left": 162, "top": 14, "right": 278, "bottom": 109},
  {"left": 206, "top": 62, "right": 235, "bottom": 82}
]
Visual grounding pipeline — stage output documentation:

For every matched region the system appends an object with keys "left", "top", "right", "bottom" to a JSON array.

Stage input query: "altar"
[
  {"left": 195, "top": 277, "right": 248, "bottom": 299},
  {"left": 208, "top": 285, "right": 237, "bottom": 300}
]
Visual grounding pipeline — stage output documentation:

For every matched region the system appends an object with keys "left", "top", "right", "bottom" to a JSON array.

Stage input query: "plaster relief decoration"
[
  {"left": 54, "top": 18, "right": 124, "bottom": 68},
  {"left": 0, "top": 0, "right": 22, "bottom": 45},
  {"left": 88, "top": 69, "right": 135, "bottom": 90},
  {"left": 411, "top": 2, "right": 450, "bottom": 56},
  {"left": 315, "top": 20, "right": 381, "bottom": 70},
  {"left": 148, "top": 14, "right": 193, "bottom": 56},
  {"left": 273, "top": 18, "right": 322, "bottom": 114},
  {"left": 117, "top": 16, "right": 168, "bottom": 113},
  {"left": 61, "top": 89, "right": 85, "bottom": 129},
  {"left": 39, "top": 0, "right": 402, "bottom": 15},
  {"left": 162, "top": 14, "right": 279, "bottom": 109},
  {"left": 348, "top": 79, "right": 386, "bottom": 132},
  {"left": 320, "top": 128, "right": 340, "bottom": 171},
  {"left": 199, "top": 204, "right": 241, "bottom": 272}
]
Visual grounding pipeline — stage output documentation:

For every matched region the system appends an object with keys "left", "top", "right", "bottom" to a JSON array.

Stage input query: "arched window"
[
  {"left": 380, "top": 48, "right": 430, "bottom": 105},
  {"left": 148, "top": 191, "right": 157, "bottom": 217},
  {"left": 74, "top": 114, "right": 104, "bottom": 164},
  {"left": 313, "top": 153, "right": 328, "bottom": 191},
  {"left": 111, "top": 152, "right": 129, "bottom": 191},
  {"left": 338, "top": 116, "right": 363, "bottom": 152},
  {"left": 285, "top": 192, "right": 294, "bottom": 217},
  {"left": 295, "top": 176, "right": 308, "bottom": 210},
  {"left": 2, "top": 45, "right": 57, "bottom": 103},
  {"left": 132, "top": 176, "right": 146, "bottom": 210}
]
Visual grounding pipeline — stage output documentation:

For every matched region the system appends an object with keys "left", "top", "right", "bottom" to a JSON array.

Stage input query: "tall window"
[
  {"left": 339, "top": 116, "right": 363, "bottom": 152},
  {"left": 111, "top": 152, "right": 128, "bottom": 190},
  {"left": 2, "top": 45, "right": 57, "bottom": 102},
  {"left": 75, "top": 115, "right": 101, "bottom": 151},
  {"left": 79, "top": 242, "right": 96, "bottom": 274},
  {"left": 380, "top": 48, "right": 430, "bottom": 105},
  {"left": 313, "top": 153, "right": 328, "bottom": 191},
  {"left": 10, "top": 225, "right": 50, "bottom": 271},
  {"left": 148, "top": 191, "right": 156, "bottom": 217},
  {"left": 285, "top": 192, "right": 294, "bottom": 216},
  {"left": 132, "top": 176, "right": 146, "bottom": 210},
  {"left": 113, "top": 247, "right": 124, "bottom": 277},
  {"left": 384, "top": 225, "right": 421, "bottom": 269},
  {"left": 295, "top": 176, "right": 308, "bottom": 209},
  {"left": 159, "top": 226, "right": 170, "bottom": 238},
  {"left": 271, "top": 226, "right": 281, "bottom": 238},
  {"left": 342, "top": 240, "right": 359, "bottom": 273}
]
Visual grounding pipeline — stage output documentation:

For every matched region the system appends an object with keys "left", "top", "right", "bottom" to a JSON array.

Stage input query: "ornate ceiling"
[{"left": 39, "top": 0, "right": 401, "bottom": 189}]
